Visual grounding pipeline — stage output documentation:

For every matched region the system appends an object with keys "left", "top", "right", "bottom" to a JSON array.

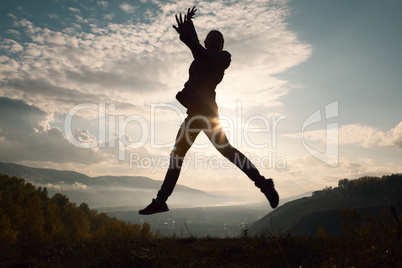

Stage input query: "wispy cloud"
[
  {"left": 68, "top": 7, "right": 81, "bottom": 14},
  {"left": 48, "top": 13, "right": 59, "bottom": 19},
  {"left": 41, "top": 181, "right": 95, "bottom": 193}
]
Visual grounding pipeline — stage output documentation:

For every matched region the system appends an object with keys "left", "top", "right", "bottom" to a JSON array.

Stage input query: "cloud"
[
  {"left": 103, "top": 13, "right": 114, "bottom": 20},
  {"left": 43, "top": 183, "right": 62, "bottom": 191},
  {"left": 0, "top": 97, "right": 48, "bottom": 140},
  {"left": 48, "top": 13, "right": 59, "bottom": 19},
  {"left": 97, "top": 1, "right": 109, "bottom": 8},
  {"left": 120, "top": 3, "right": 136, "bottom": 13},
  {"left": 0, "top": 0, "right": 312, "bottom": 170},
  {"left": 41, "top": 181, "right": 94, "bottom": 192},
  {"left": 0, "top": 97, "right": 159, "bottom": 175},
  {"left": 68, "top": 7, "right": 81, "bottom": 14},
  {"left": 380, "top": 122, "right": 402, "bottom": 148},
  {"left": 285, "top": 122, "right": 402, "bottom": 149},
  {"left": 72, "top": 181, "right": 91, "bottom": 191},
  {"left": 1, "top": 0, "right": 311, "bottom": 117},
  {"left": 0, "top": 97, "right": 104, "bottom": 164},
  {"left": 0, "top": 39, "right": 24, "bottom": 53},
  {"left": 73, "top": 128, "right": 97, "bottom": 143},
  {"left": 6, "top": 29, "right": 21, "bottom": 37}
]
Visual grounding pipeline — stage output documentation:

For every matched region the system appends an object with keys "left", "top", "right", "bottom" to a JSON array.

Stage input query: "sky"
[{"left": 1, "top": 0, "right": 401, "bottom": 204}]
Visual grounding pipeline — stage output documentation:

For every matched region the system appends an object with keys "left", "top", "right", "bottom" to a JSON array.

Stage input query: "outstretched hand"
[
  {"left": 172, "top": 6, "right": 197, "bottom": 34},
  {"left": 186, "top": 6, "right": 197, "bottom": 20}
]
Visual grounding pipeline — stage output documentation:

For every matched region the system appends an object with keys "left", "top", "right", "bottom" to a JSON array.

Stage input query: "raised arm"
[
  {"left": 172, "top": 7, "right": 206, "bottom": 59},
  {"left": 172, "top": 7, "right": 197, "bottom": 36},
  {"left": 172, "top": 7, "right": 231, "bottom": 69}
]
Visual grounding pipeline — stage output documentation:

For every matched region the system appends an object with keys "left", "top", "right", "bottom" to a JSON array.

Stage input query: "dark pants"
[{"left": 157, "top": 114, "right": 264, "bottom": 202}]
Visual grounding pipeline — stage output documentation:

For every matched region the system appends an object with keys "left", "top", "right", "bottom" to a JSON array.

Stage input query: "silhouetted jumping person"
[{"left": 139, "top": 7, "right": 279, "bottom": 215}]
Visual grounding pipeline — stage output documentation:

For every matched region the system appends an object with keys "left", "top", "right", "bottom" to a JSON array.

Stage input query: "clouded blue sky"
[{"left": 1, "top": 0, "right": 401, "bottom": 204}]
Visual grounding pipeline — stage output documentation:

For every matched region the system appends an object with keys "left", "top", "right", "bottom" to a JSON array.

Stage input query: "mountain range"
[
  {"left": 0, "top": 162, "right": 230, "bottom": 208},
  {"left": 3, "top": 162, "right": 397, "bottom": 238},
  {"left": 0, "top": 162, "right": 310, "bottom": 209},
  {"left": 0, "top": 161, "right": 311, "bottom": 237}
]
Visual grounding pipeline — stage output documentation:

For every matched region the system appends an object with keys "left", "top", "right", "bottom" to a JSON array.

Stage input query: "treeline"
[
  {"left": 339, "top": 206, "right": 402, "bottom": 239},
  {"left": 0, "top": 174, "right": 157, "bottom": 245},
  {"left": 313, "top": 173, "right": 402, "bottom": 200}
]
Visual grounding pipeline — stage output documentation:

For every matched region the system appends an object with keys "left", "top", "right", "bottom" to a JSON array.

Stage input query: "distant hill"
[
  {"left": 248, "top": 174, "right": 402, "bottom": 237},
  {"left": 0, "top": 162, "right": 230, "bottom": 208}
]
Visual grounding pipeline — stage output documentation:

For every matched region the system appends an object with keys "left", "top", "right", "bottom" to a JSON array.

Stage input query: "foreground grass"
[{"left": 1, "top": 235, "right": 400, "bottom": 267}]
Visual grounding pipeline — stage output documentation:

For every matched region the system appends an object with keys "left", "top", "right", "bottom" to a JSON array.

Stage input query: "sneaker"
[
  {"left": 259, "top": 178, "right": 279, "bottom": 209},
  {"left": 139, "top": 198, "right": 169, "bottom": 215}
]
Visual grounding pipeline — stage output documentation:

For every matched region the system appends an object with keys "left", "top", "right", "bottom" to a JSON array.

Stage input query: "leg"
[
  {"left": 139, "top": 117, "right": 201, "bottom": 215},
  {"left": 205, "top": 120, "right": 279, "bottom": 208},
  {"left": 156, "top": 116, "right": 202, "bottom": 202},
  {"left": 205, "top": 121, "right": 264, "bottom": 185}
]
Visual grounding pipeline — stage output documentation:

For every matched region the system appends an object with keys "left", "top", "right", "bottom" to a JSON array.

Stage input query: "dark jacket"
[{"left": 176, "top": 20, "right": 231, "bottom": 117}]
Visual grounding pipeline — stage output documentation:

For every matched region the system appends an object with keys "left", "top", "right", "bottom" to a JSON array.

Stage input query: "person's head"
[{"left": 204, "top": 30, "right": 224, "bottom": 52}]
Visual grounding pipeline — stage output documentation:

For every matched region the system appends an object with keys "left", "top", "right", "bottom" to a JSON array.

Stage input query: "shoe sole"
[{"left": 139, "top": 208, "right": 169, "bottom": 215}]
